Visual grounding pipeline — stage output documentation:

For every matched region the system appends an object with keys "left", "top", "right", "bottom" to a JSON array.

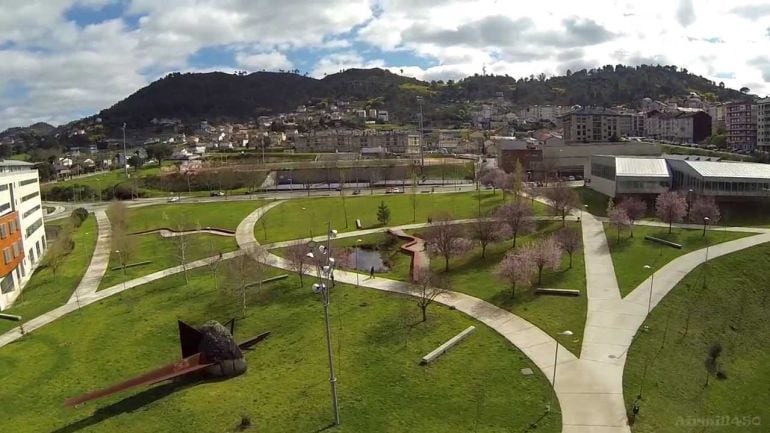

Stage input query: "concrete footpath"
[{"left": 68, "top": 210, "right": 112, "bottom": 304}]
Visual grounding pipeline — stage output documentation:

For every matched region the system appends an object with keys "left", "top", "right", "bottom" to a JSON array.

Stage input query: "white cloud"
[{"left": 235, "top": 51, "right": 293, "bottom": 71}]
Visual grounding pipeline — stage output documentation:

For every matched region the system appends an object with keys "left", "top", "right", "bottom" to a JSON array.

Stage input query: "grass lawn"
[
  {"left": 421, "top": 162, "right": 475, "bottom": 181},
  {"left": 42, "top": 166, "right": 163, "bottom": 194},
  {"left": 124, "top": 201, "right": 264, "bottom": 233},
  {"left": 0, "top": 217, "right": 97, "bottom": 334},
  {"left": 0, "top": 264, "right": 561, "bottom": 433},
  {"left": 98, "top": 233, "right": 237, "bottom": 290},
  {"left": 419, "top": 221, "right": 586, "bottom": 355},
  {"left": 605, "top": 224, "right": 753, "bottom": 297},
  {"left": 258, "top": 191, "right": 549, "bottom": 243},
  {"left": 623, "top": 243, "right": 770, "bottom": 433},
  {"left": 577, "top": 186, "right": 610, "bottom": 217}
]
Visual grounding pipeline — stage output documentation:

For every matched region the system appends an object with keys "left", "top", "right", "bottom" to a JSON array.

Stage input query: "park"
[{"left": 1, "top": 173, "right": 769, "bottom": 433}]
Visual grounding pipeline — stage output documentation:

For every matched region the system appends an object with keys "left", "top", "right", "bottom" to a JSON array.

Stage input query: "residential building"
[
  {"left": 406, "top": 135, "right": 421, "bottom": 156},
  {"left": 726, "top": 102, "right": 756, "bottom": 151},
  {"left": 293, "top": 130, "right": 409, "bottom": 154},
  {"left": 560, "top": 107, "right": 632, "bottom": 143},
  {"left": 644, "top": 110, "right": 712, "bottom": 143},
  {"left": 707, "top": 104, "right": 727, "bottom": 134},
  {"left": 0, "top": 161, "right": 46, "bottom": 310},
  {"left": 756, "top": 98, "right": 770, "bottom": 152}
]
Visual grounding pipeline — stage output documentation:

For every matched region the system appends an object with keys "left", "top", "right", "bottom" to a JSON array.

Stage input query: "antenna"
[{"left": 482, "top": 64, "right": 486, "bottom": 76}]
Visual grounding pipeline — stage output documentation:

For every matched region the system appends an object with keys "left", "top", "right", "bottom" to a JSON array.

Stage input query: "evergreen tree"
[{"left": 377, "top": 201, "right": 391, "bottom": 225}]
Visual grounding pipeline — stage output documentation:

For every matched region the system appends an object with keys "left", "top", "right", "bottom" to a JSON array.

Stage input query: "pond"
[{"left": 348, "top": 247, "right": 389, "bottom": 272}]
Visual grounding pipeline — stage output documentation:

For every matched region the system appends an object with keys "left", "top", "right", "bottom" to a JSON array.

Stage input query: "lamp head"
[
  {"left": 312, "top": 283, "right": 324, "bottom": 294},
  {"left": 305, "top": 252, "right": 314, "bottom": 259}
]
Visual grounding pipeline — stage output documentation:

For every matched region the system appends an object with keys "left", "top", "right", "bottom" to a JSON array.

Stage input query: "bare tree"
[
  {"left": 205, "top": 238, "right": 224, "bottom": 291},
  {"left": 619, "top": 197, "right": 647, "bottom": 238},
  {"left": 531, "top": 236, "right": 562, "bottom": 285},
  {"left": 555, "top": 227, "right": 582, "bottom": 268},
  {"left": 42, "top": 224, "right": 73, "bottom": 279},
  {"left": 424, "top": 213, "right": 473, "bottom": 272},
  {"left": 413, "top": 271, "right": 450, "bottom": 322},
  {"left": 544, "top": 183, "right": 579, "bottom": 226},
  {"left": 468, "top": 215, "right": 506, "bottom": 258},
  {"left": 495, "top": 248, "right": 536, "bottom": 297},
  {"left": 108, "top": 201, "right": 135, "bottom": 271},
  {"left": 226, "top": 246, "right": 268, "bottom": 318},
  {"left": 689, "top": 196, "right": 721, "bottom": 236},
  {"left": 655, "top": 191, "right": 688, "bottom": 233},
  {"left": 285, "top": 240, "right": 310, "bottom": 287},
  {"left": 494, "top": 200, "right": 535, "bottom": 248}
]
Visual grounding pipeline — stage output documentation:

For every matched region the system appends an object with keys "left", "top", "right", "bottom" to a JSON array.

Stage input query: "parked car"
[
  {"left": 167, "top": 196, "right": 180, "bottom": 203},
  {"left": 210, "top": 191, "right": 225, "bottom": 196},
  {"left": 352, "top": 189, "right": 361, "bottom": 195}
]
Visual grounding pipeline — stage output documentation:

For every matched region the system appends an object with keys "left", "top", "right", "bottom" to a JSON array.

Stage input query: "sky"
[{"left": 3, "top": 0, "right": 770, "bottom": 131}]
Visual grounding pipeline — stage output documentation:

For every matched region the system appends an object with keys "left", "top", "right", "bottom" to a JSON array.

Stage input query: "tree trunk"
[
  {"left": 538, "top": 265, "right": 544, "bottom": 285},
  {"left": 630, "top": 223, "right": 635, "bottom": 238},
  {"left": 568, "top": 252, "right": 573, "bottom": 269},
  {"left": 420, "top": 305, "right": 427, "bottom": 322},
  {"left": 444, "top": 255, "right": 450, "bottom": 272},
  {"left": 298, "top": 271, "right": 303, "bottom": 287},
  {"left": 617, "top": 226, "right": 621, "bottom": 241},
  {"left": 481, "top": 243, "right": 487, "bottom": 258},
  {"left": 512, "top": 231, "right": 518, "bottom": 248},
  {"left": 562, "top": 211, "right": 566, "bottom": 227},
  {"left": 511, "top": 281, "right": 516, "bottom": 298},
  {"left": 669, "top": 221, "right": 673, "bottom": 234}
]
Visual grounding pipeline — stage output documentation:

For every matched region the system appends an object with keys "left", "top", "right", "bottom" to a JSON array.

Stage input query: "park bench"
[
  {"left": 245, "top": 274, "right": 288, "bottom": 288},
  {"left": 644, "top": 236, "right": 682, "bottom": 249},
  {"left": 110, "top": 261, "right": 152, "bottom": 271},
  {"left": 535, "top": 288, "right": 581, "bottom": 297},
  {"left": 420, "top": 326, "right": 476, "bottom": 365}
]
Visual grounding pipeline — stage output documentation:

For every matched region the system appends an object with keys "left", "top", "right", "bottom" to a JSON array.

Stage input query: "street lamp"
[
  {"left": 702, "top": 216, "right": 710, "bottom": 238},
  {"left": 581, "top": 204, "right": 588, "bottom": 221},
  {"left": 643, "top": 264, "right": 654, "bottom": 329},
  {"left": 122, "top": 123, "right": 129, "bottom": 178},
  {"left": 417, "top": 96, "right": 424, "bottom": 170},
  {"left": 703, "top": 216, "right": 711, "bottom": 288},
  {"left": 548, "top": 330, "right": 573, "bottom": 413},
  {"left": 308, "top": 224, "right": 340, "bottom": 426},
  {"left": 355, "top": 239, "right": 362, "bottom": 289},
  {"left": 687, "top": 189, "right": 693, "bottom": 216}
]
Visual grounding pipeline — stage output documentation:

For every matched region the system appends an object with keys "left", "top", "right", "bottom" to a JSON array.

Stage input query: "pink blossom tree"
[
  {"left": 655, "top": 191, "right": 688, "bottom": 233},
  {"left": 608, "top": 207, "right": 631, "bottom": 241},
  {"left": 618, "top": 196, "right": 647, "bottom": 238},
  {"left": 688, "top": 196, "right": 721, "bottom": 236},
  {"left": 544, "top": 183, "right": 580, "bottom": 226},
  {"left": 480, "top": 167, "right": 506, "bottom": 195},
  {"left": 425, "top": 213, "right": 473, "bottom": 271},
  {"left": 495, "top": 249, "right": 536, "bottom": 297},
  {"left": 468, "top": 215, "right": 507, "bottom": 258},
  {"left": 494, "top": 200, "right": 535, "bottom": 248},
  {"left": 555, "top": 227, "right": 582, "bottom": 268},
  {"left": 531, "top": 236, "right": 563, "bottom": 285}
]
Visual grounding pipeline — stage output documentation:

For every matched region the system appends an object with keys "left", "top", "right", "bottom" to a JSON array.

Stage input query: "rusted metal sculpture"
[{"left": 64, "top": 320, "right": 269, "bottom": 407}]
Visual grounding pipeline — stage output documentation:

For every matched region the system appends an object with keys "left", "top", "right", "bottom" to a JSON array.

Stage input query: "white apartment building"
[{"left": 0, "top": 161, "right": 46, "bottom": 310}]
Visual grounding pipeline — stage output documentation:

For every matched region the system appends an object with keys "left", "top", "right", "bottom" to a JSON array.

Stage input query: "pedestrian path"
[
  {"left": 68, "top": 210, "right": 112, "bottom": 304},
  {"left": 387, "top": 228, "right": 428, "bottom": 282},
  {"left": 235, "top": 205, "right": 576, "bottom": 396}
]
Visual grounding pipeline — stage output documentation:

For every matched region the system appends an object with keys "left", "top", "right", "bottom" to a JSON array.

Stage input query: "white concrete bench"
[
  {"left": 420, "top": 326, "right": 476, "bottom": 365},
  {"left": 535, "top": 288, "right": 581, "bottom": 297}
]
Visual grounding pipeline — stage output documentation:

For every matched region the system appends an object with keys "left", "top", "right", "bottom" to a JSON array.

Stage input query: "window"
[
  {"left": 29, "top": 248, "right": 34, "bottom": 264},
  {"left": 0, "top": 184, "right": 8, "bottom": 192},
  {"left": 23, "top": 204, "right": 40, "bottom": 218},
  {"left": 0, "top": 274, "right": 13, "bottom": 294},
  {"left": 9, "top": 219, "right": 16, "bottom": 234},
  {"left": 21, "top": 191, "right": 39, "bottom": 202},
  {"left": 0, "top": 203, "right": 9, "bottom": 214},
  {"left": 0, "top": 224, "right": 6, "bottom": 239},
  {"left": 3, "top": 248, "right": 11, "bottom": 264},
  {"left": 35, "top": 241, "right": 40, "bottom": 257},
  {"left": 26, "top": 218, "right": 42, "bottom": 237},
  {"left": 12, "top": 242, "right": 19, "bottom": 257},
  {"left": 19, "top": 178, "right": 37, "bottom": 186}
]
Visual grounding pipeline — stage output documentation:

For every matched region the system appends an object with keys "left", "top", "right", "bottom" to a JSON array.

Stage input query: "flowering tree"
[
  {"left": 531, "top": 236, "right": 562, "bottom": 285},
  {"left": 619, "top": 197, "right": 647, "bottom": 238},
  {"left": 555, "top": 227, "right": 582, "bottom": 268},
  {"left": 494, "top": 200, "right": 535, "bottom": 248},
  {"left": 480, "top": 167, "right": 505, "bottom": 195},
  {"left": 425, "top": 213, "right": 473, "bottom": 271},
  {"left": 544, "top": 183, "right": 580, "bottom": 226},
  {"left": 468, "top": 215, "right": 507, "bottom": 258},
  {"left": 608, "top": 207, "right": 631, "bottom": 241},
  {"left": 495, "top": 249, "right": 536, "bottom": 297},
  {"left": 689, "top": 196, "right": 721, "bottom": 236},
  {"left": 655, "top": 191, "right": 688, "bottom": 233}
]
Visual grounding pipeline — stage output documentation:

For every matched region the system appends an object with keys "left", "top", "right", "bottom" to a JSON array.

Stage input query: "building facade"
[
  {"left": 293, "top": 130, "right": 409, "bottom": 154},
  {"left": 560, "top": 108, "right": 632, "bottom": 143},
  {"left": 0, "top": 161, "right": 46, "bottom": 310},
  {"left": 726, "top": 102, "right": 757, "bottom": 151},
  {"left": 588, "top": 155, "right": 671, "bottom": 198},
  {"left": 756, "top": 98, "right": 770, "bottom": 152},
  {"left": 645, "top": 110, "right": 712, "bottom": 143}
]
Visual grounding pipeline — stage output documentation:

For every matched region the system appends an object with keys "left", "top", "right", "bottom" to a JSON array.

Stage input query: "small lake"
[{"left": 349, "top": 247, "right": 389, "bottom": 272}]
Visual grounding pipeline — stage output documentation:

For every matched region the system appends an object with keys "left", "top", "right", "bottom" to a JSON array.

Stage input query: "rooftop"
[
  {"left": 680, "top": 160, "right": 770, "bottom": 179},
  {"left": 0, "top": 160, "right": 34, "bottom": 167},
  {"left": 613, "top": 156, "right": 670, "bottom": 177}
]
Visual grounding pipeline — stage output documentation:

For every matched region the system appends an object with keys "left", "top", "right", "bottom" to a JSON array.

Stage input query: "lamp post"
[
  {"left": 702, "top": 216, "right": 710, "bottom": 238},
  {"left": 548, "top": 330, "right": 573, "bottom": 413},
  {"left": 122, "top": 122, "right": 128, "bottom": 178},
  {"left": 355, "top": 238, "right": 362, "bottom": 289},
  {"left": 703, "top": 216, "right": 710, "bottom": 288},
  {"left": 643, "top": 264, "right": 654, "bottom": 330},
  {"left": 687, "top": 188, "right": 693, "bottom": 216},
  {"left": 581, "top": 204, "right": 588, "bottom": 221},
  {"left": 307, "top": 224, "right": 340, "bottom": 426},
  {"left": 417, "top": 96, "right": 424, "bottom": 170}
]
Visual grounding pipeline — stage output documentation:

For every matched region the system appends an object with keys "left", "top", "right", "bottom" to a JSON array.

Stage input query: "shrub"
[{"left": 69, "top": 207, "right": 89, "bottom": 228}]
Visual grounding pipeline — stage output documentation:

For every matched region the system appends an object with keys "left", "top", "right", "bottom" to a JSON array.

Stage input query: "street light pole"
[
  {"left": 703, "top": 216, "right": 710, "bottom": 288},
  {"left": 308, "top": 224, "right": 340, "bottom": 426},
  {"left": 417, "top": 96, "right": 424, "bottom": 170},
  {"left": 548, "top": 330, "right": 573, "bottom": 413},
  {"left": 643, "top": 264, "right": 654, "bottom": 330},
  {"left": 355, "top": 238, "right": 362, "bottom": 289},
  {"left": 122, "top": 122, "right": 128, "bottom": 178}
]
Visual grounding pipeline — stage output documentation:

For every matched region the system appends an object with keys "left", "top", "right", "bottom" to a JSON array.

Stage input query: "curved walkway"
[
  {"left": 387, "top": 228, "right": 428, "bottom": 282},
  {"left": 235, "top": 202, "right": 577, "bottom": 411},
  {"left": 68, "top": 210, "right": 112, "bottom": 304}
]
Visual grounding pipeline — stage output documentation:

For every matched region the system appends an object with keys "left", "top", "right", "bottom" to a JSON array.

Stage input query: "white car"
[{"left": 167, "top": 196, "right": 180, "bottom": 203}]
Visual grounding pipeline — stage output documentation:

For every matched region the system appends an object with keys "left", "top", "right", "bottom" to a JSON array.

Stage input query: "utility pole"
[
  {"left": 122, "top": 122, "right": 128, "bottom": 177},
  {"left": 417, "top": 96, "right": 424, "bottom": 170}
]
